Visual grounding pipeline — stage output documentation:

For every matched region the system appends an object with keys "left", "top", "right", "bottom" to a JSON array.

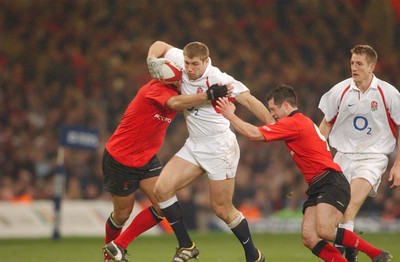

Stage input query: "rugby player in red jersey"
[
  {"left": 216, "top": 84, "right": 392, "bottom": 262},
  {"left": 102, "top": 75, "right": 230, "bottom": 262}
]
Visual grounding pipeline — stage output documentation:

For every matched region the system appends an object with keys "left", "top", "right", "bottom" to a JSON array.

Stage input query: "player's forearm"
[
  {"left": 389, "top": 125, "right": 400, "bottom": 189},
  {"left": 228, "top": 114, "right": 265, "bottom": 141},
  {"left": 147, "top": 41, "right": 172, "bottom": 59},
  {"left": 236, "top": 92, "right": 275, "bottom": 124},
  {"left": 393, "top": 125, "right": 400, "bottom": 165},
  {"left": 250, "top": 98, "right": 275, "bottom": 124},
  {"left": 319, "top": 118, "right": 332, "bottom": 139},
  {"left": 166, "top": 93, "right": 207, "bottom": 111}
]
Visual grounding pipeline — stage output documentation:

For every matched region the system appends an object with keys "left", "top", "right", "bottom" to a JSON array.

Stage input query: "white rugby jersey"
[
  {"left": 318, "top": 75, "right": 400, "bottom": 154},
  {"left": 166, "top": 47, "right": 249, "bottom": 137}
]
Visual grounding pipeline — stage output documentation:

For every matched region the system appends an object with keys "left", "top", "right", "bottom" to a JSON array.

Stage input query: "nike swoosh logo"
[
  {"left": 348, "top": 104, "right": 355, "bottom": 107},
  {"left": 242, "top": 237, "right": 250, "bottom": 245},
  {"left": 149, "top": 166, "right": 162, "bottom": 171},
  {"left": 336, "top": 201, "right": 345, "bottom": 207},
  {"left": 169, "top": 221, "right": 179, "bottom": 226}
]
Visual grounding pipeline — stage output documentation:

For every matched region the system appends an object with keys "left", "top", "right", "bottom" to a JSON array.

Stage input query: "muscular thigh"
[
  {"left": 155, "top": 155, "right": 203, "bottom": 199},
  {"left": 209, "top": 178, "right": 235, "bottom": 207},
  {"left": 209, "top": 178, "right": 239, "bottom": 223}
]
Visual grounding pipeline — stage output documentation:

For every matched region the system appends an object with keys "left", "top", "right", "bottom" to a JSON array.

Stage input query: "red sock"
[
  {"left": 105, "top": 215, "right": 122, "bottom": 244},
  {"left": 318, "top": 243, "right": 347, "bottom": 262},
  {"left": 114, "top": 207, "right": 162, "bottom": 249},
  {"left": 340, "top": 229, "right": 381, "bottom": 258}
]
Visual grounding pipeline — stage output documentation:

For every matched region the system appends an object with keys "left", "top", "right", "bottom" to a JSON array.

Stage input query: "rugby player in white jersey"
[
  {"left": 318, "top": 44, "right": 400, "bottom": 262},
  {"left": 147, "top": 41, "right": 274, "bottom": 262}
]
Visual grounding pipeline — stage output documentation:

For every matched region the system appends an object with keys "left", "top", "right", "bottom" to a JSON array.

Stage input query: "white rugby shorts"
[
  {"left": 334, "top": 152, "right": 388, "bottom": 197},
  {"left": 175, "top": 130, "right": 240, "bottom": 180}
]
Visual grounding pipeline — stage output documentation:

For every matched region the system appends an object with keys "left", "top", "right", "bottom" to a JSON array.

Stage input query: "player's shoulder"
[
  {"left": 332, "top": 78, "right": 352, "bottom": 90},
  {"left": 375, "top": 77, "right": 399, "bottom": 93}
]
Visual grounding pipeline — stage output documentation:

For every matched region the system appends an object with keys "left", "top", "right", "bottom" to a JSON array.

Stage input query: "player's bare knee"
[
  {"left": 213, "top": 208, "right": 226, "bottom": 221},
  {"left": 113, "top": 210, "right": 131, "bottom": 225},
  {"left": 212, "top": 205, "right": 230, "bottom": 222},
  {"left": 153, "top": 184, "right": 165, "bottom": 201},
  {"left": 153, "top": 185, "right": 174, "bottom": 202}
]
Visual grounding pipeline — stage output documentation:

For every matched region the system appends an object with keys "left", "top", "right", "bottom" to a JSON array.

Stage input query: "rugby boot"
[
  {"left": 247, "top": 250, "right": 265, "bottom": 262},
  {"left": 172, "top": 243, "right": 199, "bottom": 262},
  {"left": 372, "top": 250, "right": 392, "bottom": 262},
  {"left": 103, "top": 241, "right": 130, "bottom": 262}
]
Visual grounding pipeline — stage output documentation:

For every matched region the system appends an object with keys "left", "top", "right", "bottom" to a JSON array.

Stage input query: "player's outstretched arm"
[
  {"left": 216, "top": 98, "right": 265, "bottom": 141},
  {"left": 166, "top": 84, "right": 230, "bottom": 111},
  {"left": 166, "top": 92, "right": 207, "bottom": 111},
  {"left": 235, "top": 91, "right": 275, "bottom": 124}
]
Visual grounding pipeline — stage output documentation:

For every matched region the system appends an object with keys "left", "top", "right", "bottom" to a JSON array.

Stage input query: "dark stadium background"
[{"left": 1, "top": 0, "right": 399, "bottom": 235}]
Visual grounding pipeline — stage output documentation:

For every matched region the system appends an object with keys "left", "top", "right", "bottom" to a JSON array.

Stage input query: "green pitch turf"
[{"left": 0, "top": 232, "right": 398, "bottom": 261}]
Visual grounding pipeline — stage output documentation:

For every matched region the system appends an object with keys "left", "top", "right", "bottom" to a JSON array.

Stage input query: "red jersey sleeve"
[{"left": 258, "top": 117, "right": 299, "bottom": 142}]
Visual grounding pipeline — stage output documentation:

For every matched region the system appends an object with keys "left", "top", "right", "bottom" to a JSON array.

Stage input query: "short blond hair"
[
  {"left": 351, "top": 45, "right": 378, "bottom": 64},
  {"left": 183, "top": 42, "right": 209, "bottom": 61}
]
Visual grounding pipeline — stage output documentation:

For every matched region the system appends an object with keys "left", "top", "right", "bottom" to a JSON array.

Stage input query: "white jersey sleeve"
[
  {"left": 318, "top": 78, "right": 352, "bottom": 122},
  {"left": 381, "top": 79, "right": 400, "bottom": 126}
]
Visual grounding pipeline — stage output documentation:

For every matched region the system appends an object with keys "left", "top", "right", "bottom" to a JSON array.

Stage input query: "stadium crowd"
[{"left": 1, "top": 0, "right": 400, "bottom": 230}]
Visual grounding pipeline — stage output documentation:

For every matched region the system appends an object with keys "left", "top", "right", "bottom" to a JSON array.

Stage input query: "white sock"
[
  {"left": 227, "top": 212, "right": 245, "bottom": 229},
  {"left": 339, "top": 221, "right": 355, "bottom": 232},
  {"left": 158, "top": 195, "right": 178, "bottom": 209}
]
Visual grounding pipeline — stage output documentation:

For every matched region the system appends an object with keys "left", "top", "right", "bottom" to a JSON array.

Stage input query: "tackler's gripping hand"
[
  {"left": 147, "top": 57, "right": 167, "bottom": 79},
  {"left": 206, "top": 84, "right": 228, "bottom": 100}
]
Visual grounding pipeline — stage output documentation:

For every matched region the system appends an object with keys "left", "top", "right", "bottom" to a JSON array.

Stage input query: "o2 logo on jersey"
[
  {"left": 187, "top": 106, "right": 199, "bottom": 115},
  {"left": 353, "top": 116, "right": 372, "bottom": 134}
]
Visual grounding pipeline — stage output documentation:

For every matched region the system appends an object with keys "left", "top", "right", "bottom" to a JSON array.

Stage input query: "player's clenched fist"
[
  {"left": 147, "top": 57, "right": 167, "bottom": 79},
  {"left": 206, "top": 84, "right": 231, "bottom": 100}
]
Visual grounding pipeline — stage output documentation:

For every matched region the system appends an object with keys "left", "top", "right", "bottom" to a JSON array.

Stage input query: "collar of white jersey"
[
  {"left": 187, "top": 58, "right": 212, "bottom": 82},
  {"left": 350, "top": 74, "right": 378, "bottom": 91}
]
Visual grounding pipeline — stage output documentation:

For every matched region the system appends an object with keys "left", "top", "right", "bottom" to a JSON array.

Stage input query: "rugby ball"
[{"left": 161, "top": 62, "right": 182, "bottom": 82}]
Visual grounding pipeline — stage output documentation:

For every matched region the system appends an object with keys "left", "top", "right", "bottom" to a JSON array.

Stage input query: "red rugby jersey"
[
  {"left": 106, "top": 80, "right": 178, "bottom": 167},
  {"left": 258, "top": 111, "right": 341, "bottom": 182}
]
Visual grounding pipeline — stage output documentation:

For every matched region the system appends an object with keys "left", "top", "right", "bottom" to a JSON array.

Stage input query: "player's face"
[
  {"left": 267, "top": 98, "right": 287, "bottom": 120},
  {"left": 350, "top": 54, "right": 375, "bottom": 85},
  {"left": 184, "top": 56, "right": 208, "bottom": 81}
]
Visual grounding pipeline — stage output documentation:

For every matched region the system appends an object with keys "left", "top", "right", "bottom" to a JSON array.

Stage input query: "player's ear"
[{"left": 370, "top": 63, "right": 376, "bottom": 72}]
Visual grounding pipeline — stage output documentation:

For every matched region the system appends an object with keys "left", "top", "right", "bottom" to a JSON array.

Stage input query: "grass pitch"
[{"left": 0, "top": 232, "right": 398, "bottom": 261}]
